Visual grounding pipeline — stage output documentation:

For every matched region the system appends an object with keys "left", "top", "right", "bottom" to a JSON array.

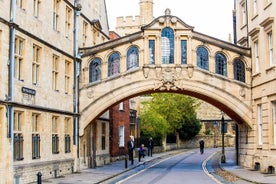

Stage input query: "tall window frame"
[
  {"left": 181, "top": 40, "right": 187, "bottom": 64},
  {"left": 17, "top": 0, "right": 26, "bottom": 9},
  {"left": 14, "top": 111, "right": 24, "bottom": 161},
  {"left": 127, "top": 46, "right": 139, "bottom": 70},
  {"left": 108, "top": 52, "right": 120, "bottom": 77},
  {"left": 52, "top": 116, "right": 59, "bottom": 154},
  {"left": 119, "top": 126, "right": 125, "bottom": 147},
  {"left": 65, "top": 6, "right": 72, "bottom": 38},
  {"left": 268, "top": 32, "right": 274, "bottom": 66},
  {"left": 53, "top": 0, "right": 60, "bottom": 30},
  {"left": 64, "top": 60, "right": 71, "bottom": 94},
  {"left": 89, "top": 58, "right": 101, "bottom": 83},
  {"left": 161, "top": 27, "right": 174, "bottom": 64},
  {"left": 32, "top": 44, "right": 41, "bottom": 85},
  {"left": 149, "top": 40, "right": 155, "bottom": 64},
  {"left": 234, "top": 59, "right": 245, "bottom": 82},
  {"left": 33, "top": 0, "right": 41, "bottom": 18},
  {"left": 254, "top": 41, "right": 260, "bottom": 73},
  {"left": 64, "top": 117, "right": 71, "bottom": 153},
  {"left": 32, "top": 113, "right": 40, "bottom": 159},
  {"left": 52, "top": 54, "right": 59, "bottom": 91},
  {"left": 197, "top": 46, "right": 209, "bottom": 70},
  {"left": 15, "top": 37, "right": 24, "bottom": 81},
  {"left": 215, "top": 53, "right": 227, "bottom": 76}
]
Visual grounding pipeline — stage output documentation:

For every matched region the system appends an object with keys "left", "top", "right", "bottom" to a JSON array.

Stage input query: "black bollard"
[
  {"left": 125, "top": 155, "right": 128, "bottom": 168},
  {"left": 138, "top": 150, "right": 141, "bottom": 162},
  {"left": 37, "top": 172, "right": 42, "bottom": 184}
]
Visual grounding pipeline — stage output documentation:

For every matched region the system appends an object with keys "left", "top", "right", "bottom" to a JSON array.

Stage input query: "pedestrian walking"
[
  {"left": 127, "top": 136, "right": 135, "bottom": 161},
  {"left": 148, "top": 137, "right": 154, "bottom": 157},
  {"left": 139, "top": 144, "right": 146, "bottom": 158},
  {"left": 199, "top": 138, "right": 204, "bottom": 154}
]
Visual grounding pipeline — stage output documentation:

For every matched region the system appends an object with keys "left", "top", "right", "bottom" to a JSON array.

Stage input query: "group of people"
[
  {"left": 127, "top": 136, "right": 154, "bottom": 161},
  {"left": 127, "top": 136, "right": 205, "bottom": 160}
]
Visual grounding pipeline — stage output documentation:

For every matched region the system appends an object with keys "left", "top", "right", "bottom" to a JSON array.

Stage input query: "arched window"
[
  {"left": 127, "top": 46, "right": 139, "bottom": 70},
  {"left": 108, "top": 52, "right": 120, "bottom": 76},
  {"left": 215, "top": 53, "right": 227, "bottom": 76},
  {"left": 161, "top": 27, "right": 174, "bottom": 64},
  {"left": 89, "top": 58, "right": 101, "bottom": 83},
  {"left": 234, "top": 59, "right": 245, "bottom": 82},
  {"left": 197, "top": 46, "right": 209, "bottom": 70}
]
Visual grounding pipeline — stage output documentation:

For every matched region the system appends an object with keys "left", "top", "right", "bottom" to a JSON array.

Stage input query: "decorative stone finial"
[{"left": 165, "top": 8, "right": 171, "bottom": 16}]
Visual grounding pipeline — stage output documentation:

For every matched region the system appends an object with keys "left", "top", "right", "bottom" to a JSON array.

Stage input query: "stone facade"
[
  {"left": 0, "top": 0, "right": 109, "bottom": 183},
  {"left": 235, "top": 0, "right": 276, "bottom": 173}
]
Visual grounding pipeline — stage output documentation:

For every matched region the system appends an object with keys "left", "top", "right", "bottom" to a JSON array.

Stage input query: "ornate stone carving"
[
  {"left": 154, "top": 67, "right": 183, "bottom": 91},
  {"left": 87, "top": 88, "right": 94, "bottom": 99}
]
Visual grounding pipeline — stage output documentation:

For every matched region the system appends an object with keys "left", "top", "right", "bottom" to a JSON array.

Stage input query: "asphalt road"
[{"left": 106, "top": 149, "right": 219, "bottom": 184}]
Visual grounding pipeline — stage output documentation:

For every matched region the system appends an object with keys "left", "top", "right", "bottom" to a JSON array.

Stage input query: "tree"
[{"left": 140, "top": 93, "right": 201, "bottom": 142}]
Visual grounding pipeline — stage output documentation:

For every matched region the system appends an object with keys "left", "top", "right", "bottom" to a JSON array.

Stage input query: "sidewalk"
[
  {"left": 43, "top": 148, "right": 276, "bottom": 184},
  {"left": 220, "top": 148, "right": 276, "bottom": 184},
  {"left": 43, "top": 150, "right": 181, "bottom": 184}
]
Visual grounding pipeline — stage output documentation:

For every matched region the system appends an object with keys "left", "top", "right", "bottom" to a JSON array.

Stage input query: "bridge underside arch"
[{"left": 79, "top": 66, "right": 252, "bottom": 136}]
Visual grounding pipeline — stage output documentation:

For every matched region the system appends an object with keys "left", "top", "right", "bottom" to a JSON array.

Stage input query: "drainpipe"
[
  {"left": 73, "top": 0, "right": 81, "bottom": 158},
  {"left": 8, "top": 0, "right": 16, "bottom": 181}
]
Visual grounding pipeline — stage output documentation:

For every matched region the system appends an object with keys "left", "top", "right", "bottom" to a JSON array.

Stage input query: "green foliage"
[
  {"left": 178, "top": 114, "right": 202, "bottom": 140},
  {"left": 204, "top": 128, "right": 212, "bottom": 135},
  {"left": 140, "top": 92, "right": 201, "bottom": 141}
]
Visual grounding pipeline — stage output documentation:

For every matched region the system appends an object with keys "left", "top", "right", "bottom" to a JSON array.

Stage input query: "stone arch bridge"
[{"left": 79, "top": 11, "right": 252, "bottom": 136}]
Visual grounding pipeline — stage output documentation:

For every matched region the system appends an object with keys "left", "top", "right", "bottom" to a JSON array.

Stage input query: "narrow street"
[{"left": 106, "top": 149, "right": 218, "bottom": 184}]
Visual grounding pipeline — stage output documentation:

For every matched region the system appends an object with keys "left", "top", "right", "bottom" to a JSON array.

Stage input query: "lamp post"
[{"left": 221, "top": 111, "right": 226, "bottom": 163}]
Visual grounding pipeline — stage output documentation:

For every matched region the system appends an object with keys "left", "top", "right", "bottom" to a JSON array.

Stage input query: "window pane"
[
  {"left": 181, "top": 40, "right": 187, "bottom": 64},
  {"left": 127, "top": 46, "right": 139, "bottom": 70},
  {"left": 215, "top": 53, "right": 227, "bottom": 76},
  {"left": 161, "top": 27, "right": 174, "bottom": 64},
  {"left": 197, "top": 47, "right": 209, "bottom": 70},
  {"left": 89, "top": 58, "right": 101, "bottom": 82},
  {"left": 149, "top": 40, "right": 155, "bottom": 64},
  {"left": 108, "top": 53, "right": 120, "bottom": 76}
]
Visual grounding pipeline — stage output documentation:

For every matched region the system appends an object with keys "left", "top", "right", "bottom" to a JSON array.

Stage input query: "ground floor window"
[
  {"left": 14, "top": 133, "right": 24, "bottom": 160},
  {"left": 32, "top": 134, "right": 40, "bottom": 159},
  {"left": 65, "top": 134, "right": 71, "bottom": 153},
  {"left": 52, "top": 134, "right": 59, "bottom": 154}
]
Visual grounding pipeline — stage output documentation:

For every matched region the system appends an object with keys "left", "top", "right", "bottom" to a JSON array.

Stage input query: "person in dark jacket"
[
  {"left": 148, "top": 137, "right": 154, "bottom": 157},
  {"left": 127, "top": 136, "right": 135, "bottom": 161},
  {"left": 199, "top": 139, "right": 205, "bottom": 154}
]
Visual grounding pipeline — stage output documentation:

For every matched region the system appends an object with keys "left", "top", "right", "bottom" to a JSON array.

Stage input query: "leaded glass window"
[
  {"left": 197, "top": 47, "right": 209, "bottom": 70},
  {"left": 89, "top": 58, "right": 101, "bottom": 82},
  {"left": 234, "top": 59, "right": 245, "bottom": 82},
  {"left": 127, "top": 46, "right": 139, "bottom": 70},
  {"left": 149, "top": 40, "right": 155, "bottom": 64},
  {"left": 108, "top": 52, "right": 120, "bottom": 76},
  {"left": 181, "top": 40, "right": 187, "bottom": 64},
  {"left": 215, "top": 53, "right": 227, "bottom": 76},
  {"left": 161, "top": 27, "right": 174, "bottom": 64}
]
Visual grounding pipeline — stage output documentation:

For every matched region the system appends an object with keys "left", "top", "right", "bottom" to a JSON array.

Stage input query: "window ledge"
[
  {"left": 257, "top": 145, "right": 263, "bottom": 149},
  {"left": 252, "top": 72, "right": 261, "bottom": 77},
  {"left": 251, "top": 14, "right": 258, "bottom": 21},
  {"left": 264, "top": 2, "right": 272, "bottom": 10},
  {"left": 265, "top": 65, "right": 275, "bottom": 73}
]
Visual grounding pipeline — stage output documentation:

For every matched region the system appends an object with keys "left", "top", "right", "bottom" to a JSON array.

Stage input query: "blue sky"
[{"left": 106, "top": 0, "right": 234, "bottom": 42}]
